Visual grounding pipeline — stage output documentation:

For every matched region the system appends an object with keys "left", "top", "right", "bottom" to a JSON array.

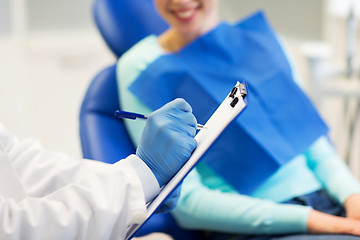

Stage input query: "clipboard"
[{"left": 125, "top": 81, "right": 247, "bottom": 239}]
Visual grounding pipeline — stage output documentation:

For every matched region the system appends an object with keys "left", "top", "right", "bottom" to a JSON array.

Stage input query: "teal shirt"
[{"left": 117, "top": 35, "right": 360, "bottom": 234}]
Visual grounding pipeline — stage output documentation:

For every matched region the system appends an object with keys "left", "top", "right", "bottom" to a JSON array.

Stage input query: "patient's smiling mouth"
[{"left": 170, "top": 2, "right": 201, "bottom": 23}]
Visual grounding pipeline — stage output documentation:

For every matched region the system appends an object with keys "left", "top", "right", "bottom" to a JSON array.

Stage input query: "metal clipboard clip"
[{"left": 229, "top": 81, "right": 248, "bottom": 108}]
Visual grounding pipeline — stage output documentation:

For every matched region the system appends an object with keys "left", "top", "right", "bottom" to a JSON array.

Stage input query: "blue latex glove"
[
  {"left": 137, "top": 98, "right": 198, "bottom": 187},
  {"left": 156, "top": 186, "right": 181, "bottom": 213}
]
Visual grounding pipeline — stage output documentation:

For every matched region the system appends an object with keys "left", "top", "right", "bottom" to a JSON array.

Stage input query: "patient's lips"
[
  {"left": 174, "top": 8, "right": 196, "bottom": 22},
  {"left": 170, "top": 1, "right": 201, "bottom": 23}
]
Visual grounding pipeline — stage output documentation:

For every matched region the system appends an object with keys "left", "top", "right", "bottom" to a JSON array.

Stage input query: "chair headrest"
[{"left": 93, "top": 0, "right": 168, "bottom": 57}]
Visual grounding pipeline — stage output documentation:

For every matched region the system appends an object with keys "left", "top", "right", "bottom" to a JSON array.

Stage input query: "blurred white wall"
[
  {"left": 219, "top": 0, "right": 325, "bottom": 40},
  {"left": 0, "top": 0, "right": 358, "bottom": 177},
  {"left": 0, "top": 0, "right": 11, "bottom": 35},
  {"left": 27, "top": 0, "right": 94, "bottom": 31},
  {"left": 0, "top": 0, "right": 115, "bottom": 158}
]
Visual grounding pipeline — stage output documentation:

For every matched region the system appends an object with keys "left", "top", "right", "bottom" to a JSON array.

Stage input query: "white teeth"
[{"left": 176, "top": 9, "right": 194, "bottom": 19}]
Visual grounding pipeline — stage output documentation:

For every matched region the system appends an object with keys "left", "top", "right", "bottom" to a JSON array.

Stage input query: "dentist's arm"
[{"left": 0, "top": 99, "right": 197, "bottom": 240}]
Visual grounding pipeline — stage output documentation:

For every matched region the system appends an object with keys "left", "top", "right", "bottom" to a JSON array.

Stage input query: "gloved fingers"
[
  {"left": 155, "top": 186, "right": 181, "bottom": 214},
  {"left": 137, "top": 99, "right": 198, "bottom": 187},
  {"left": 188, "top": 136, "right": 198, "bottom": 152},
  {"left": 176, "top": 110, "right": 198, "bottom": 128},
  {"left": 167, "top": 120, "right": 197, "bottom": 138},
  {"left": 185, "top": 124, "right": 197, "bottom": 138},
  {"left": 156, "top": 194, "right": 178, "bottom": 213},
  {"left": 178, "top": 134, "right": 197, "bottom": 152},
  {"left": 149, "top": 106, "right": 197, "bottom": 138},
  {"left": 163, "top": 98, "right": 193, "bottom": 113},
  {"left": 172, "top": 185, "right": 181, "bottom": 198},
  {"left": 155, "top": 203, "right": 171, "bottom": 214},
  {"left": 147, "top": 112, "right": 196, "bottom": 138},
  {"left": 168, "top": 110, "right": 197, "bottom": 137}
]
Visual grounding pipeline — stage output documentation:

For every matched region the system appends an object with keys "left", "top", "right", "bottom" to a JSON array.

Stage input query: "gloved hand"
[
  {"left": 137, "top": 98, "right": 198, "bottom": 187},
  {"left": 156, "top": 186, "right": 181, "bottom": 213}
]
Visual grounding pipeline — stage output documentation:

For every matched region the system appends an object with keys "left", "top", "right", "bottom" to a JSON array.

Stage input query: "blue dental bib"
[{"left": 129, "top": 11, "right": 328, "bottom": 194}]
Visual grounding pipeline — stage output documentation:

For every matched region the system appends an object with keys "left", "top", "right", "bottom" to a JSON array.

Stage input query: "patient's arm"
[
  {"left": 345, "top": 194, "right": 360, "bottom": 220},
  {"left": 304, "top": 136, "right": 360, "bottom": 206},
  {"left": 307, "top": 209, "right": 360, "bottom": 235},
  {"left": 171, "top": 169, "right": 312, "bottom": 235},
  {"left": 172, "top": 169, "right": 360, "bottom": 236}
]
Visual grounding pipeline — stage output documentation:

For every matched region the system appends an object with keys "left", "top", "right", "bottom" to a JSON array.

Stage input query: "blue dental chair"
[
  {"left": 79, "top": 0, "right": 203, "bottom": 239},
  {"left": 92, "top": 0, "right": 168, "bottom": 58}
]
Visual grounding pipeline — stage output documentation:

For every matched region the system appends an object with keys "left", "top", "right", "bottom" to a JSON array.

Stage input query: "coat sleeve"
[{"left": 0, "top": 123, "right": 159, "bottom": 240}]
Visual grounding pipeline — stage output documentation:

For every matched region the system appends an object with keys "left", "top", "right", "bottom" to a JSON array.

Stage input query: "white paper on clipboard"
[{"left": 125, "top": 81, "right": 247, "bottom": 239}]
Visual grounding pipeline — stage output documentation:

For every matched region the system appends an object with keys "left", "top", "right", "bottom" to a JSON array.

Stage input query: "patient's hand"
[
  {"left": 307, "top": 210, "right": 360, "bottom": 236},
  {"left": 345, "top": 194, "right": 360, "bottom": 220}
]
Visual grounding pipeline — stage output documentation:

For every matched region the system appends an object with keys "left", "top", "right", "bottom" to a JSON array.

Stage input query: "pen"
[{"left": 114, "top": 110, "right": 206, "bottom": 129}]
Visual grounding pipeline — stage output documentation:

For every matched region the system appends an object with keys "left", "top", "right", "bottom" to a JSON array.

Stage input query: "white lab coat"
[{"left": 0, "top": 122, "right": 159, "bottom": 240}]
